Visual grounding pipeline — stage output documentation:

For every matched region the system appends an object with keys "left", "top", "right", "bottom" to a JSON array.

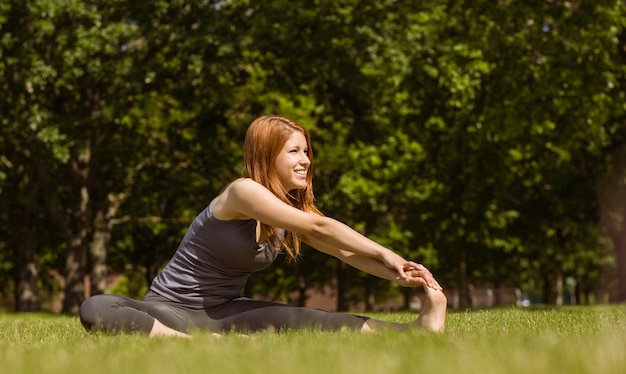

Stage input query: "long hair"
[{"left": 244, "top": 116, "right": 322, "bottom": 261}]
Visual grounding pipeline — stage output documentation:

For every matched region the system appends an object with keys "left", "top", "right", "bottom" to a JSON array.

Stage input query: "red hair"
[{"left": 244, "top": 116, "right": 322, "bottom": 260}]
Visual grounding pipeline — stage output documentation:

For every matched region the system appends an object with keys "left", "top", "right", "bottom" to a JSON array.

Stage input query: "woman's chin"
[{"left": 287, "top": 184, "right": 307, "bottom": 192}]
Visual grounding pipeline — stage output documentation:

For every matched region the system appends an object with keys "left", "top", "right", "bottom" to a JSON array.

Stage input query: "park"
[{"left": 1, "top": 1, "right": 625, "bottom": 373}]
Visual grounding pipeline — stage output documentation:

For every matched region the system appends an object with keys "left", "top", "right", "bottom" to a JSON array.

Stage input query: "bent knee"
[{"left": 79, "top": 295, "right": 111, "bottom": 331}]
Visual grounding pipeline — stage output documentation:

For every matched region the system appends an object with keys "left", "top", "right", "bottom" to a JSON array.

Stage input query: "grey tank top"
[{"left": 150, "top": 205, "right": 281, "bottom": 308}]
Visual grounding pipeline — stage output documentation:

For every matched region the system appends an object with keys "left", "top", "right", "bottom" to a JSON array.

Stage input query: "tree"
[{"left": 1, "top": 0, "right": 625, "bottom": 313}]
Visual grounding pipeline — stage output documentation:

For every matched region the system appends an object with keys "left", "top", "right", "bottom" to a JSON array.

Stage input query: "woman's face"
[{"left": 274, "top": 131, "right": 310, "bottom": 192}]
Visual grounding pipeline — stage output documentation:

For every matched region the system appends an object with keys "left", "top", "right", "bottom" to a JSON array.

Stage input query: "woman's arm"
[
  {"left": 305, "top": 235, "right": 442, "bottom": 290},
  {"left": 213, "top": 178, "right": 414, "bottom": 278}
]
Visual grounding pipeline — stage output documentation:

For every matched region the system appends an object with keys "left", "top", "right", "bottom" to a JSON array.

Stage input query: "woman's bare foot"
[
  {"left": 360, "top": 287, "right": 447, "bottom": 333},
  {"left": 413, "top": 287, "right": 447, "bottom": 332},
  {"left": 149, "top": 319, "right": 192, "bottom": 338}
]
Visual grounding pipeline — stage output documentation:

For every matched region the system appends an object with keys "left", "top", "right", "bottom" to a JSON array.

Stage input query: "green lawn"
[{"left": 1, "top": 305, "right": 624, "bottom": 374}]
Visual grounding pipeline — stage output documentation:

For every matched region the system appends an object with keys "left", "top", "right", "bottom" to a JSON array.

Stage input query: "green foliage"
[
  {"left": 107, "top": 271, "right": 149, "bottom": 300},
  {"left": 1, "top": 0, "right": 626, "bottom": 311}
]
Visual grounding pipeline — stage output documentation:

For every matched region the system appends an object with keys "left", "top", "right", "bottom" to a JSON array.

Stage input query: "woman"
[{"left": 79, "top": 116, "right": 447, "bottom": 337}]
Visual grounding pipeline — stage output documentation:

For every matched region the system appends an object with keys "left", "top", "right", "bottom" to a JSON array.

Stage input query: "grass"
[{"left": 1, "top": 305, "right": 625, "bottom": 374}]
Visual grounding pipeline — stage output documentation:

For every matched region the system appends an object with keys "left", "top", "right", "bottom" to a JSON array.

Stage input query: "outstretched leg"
[
  {"left": 206, "top": 297, "right": 370, "bottom": 332},
  {"left": 361, "top": 287, "right": 447, "bottom": 333}
]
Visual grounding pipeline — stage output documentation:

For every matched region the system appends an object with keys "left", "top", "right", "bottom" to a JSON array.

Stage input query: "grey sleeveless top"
[{"left": 150, "top": 205, "right": 281, "bottom": 308}]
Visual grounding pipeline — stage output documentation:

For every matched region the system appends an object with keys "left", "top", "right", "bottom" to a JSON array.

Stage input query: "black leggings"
[{"left": 79, "top": 291, "right": 370, "bottom": 334}]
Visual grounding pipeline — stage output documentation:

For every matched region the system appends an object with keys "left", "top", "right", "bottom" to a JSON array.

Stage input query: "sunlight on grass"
[{"left": 1, "top": 306, "right": 624, "bottom": 374}]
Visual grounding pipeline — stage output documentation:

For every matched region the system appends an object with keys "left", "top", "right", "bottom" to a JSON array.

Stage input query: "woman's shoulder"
[
  {"left": 228, "top": 177, "right": 254, "bottom": 188},
  {"left": 212, "top": 178, "right": 266, "bottom": 220},
  {"left": 226, "top": 177, "right": 267, "bottom": 196}
]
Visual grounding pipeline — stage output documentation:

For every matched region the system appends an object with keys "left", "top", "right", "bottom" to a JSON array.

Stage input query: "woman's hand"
[
  {"left": 399, "top": 262, "right": 443, "bottom": 291},
  {"left": 381, "top": 251, "right": 413, "bottom": 280},
  {"left": 380, "top": 252, "right": 442, "bottom": 291}
]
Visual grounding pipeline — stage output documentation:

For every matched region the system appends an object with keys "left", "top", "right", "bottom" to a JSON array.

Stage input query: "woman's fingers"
[
  {"left": 405, "top": 262, "right": 432, "bottom": 276},
  {"left": 405, "top": 266, "right": 442, "bottom": 290},
  {"left": 385, "top": 256, "right": 443, "bottom": 291}
]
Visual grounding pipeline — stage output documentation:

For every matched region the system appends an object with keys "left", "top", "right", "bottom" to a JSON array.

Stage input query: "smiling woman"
[
  {"left": 78, "top": 115, "right": 446, "bottom": 337},
  {"left": 273, "top": 131, "right": 310, "bottom": 192}
]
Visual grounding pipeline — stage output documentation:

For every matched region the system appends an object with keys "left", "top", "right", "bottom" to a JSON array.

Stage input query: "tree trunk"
[
  {"left": 457, "top": 256, "right": 472, "bottom": 308},
  {"left": 6, "top": 141, "right": 43, "bottom": 311},
  {"left": 89, "top": 209, "right": 109, "bottom": 297},
  {"left": 493, "top": 281, "right": 501, "bottom": 306},
  {"left": 542, "top": 272, "right": 553, "bottom": 304},
  {"left": 610, "top": 4, "right": 626, "bottom": 303},
  {"left": 598, "top": 147, "right": 626, "bottom": 303},
  {"left": 336, "top": 259, "right": 350, "bottom": 311},
  {"left": 88, "top": 191, "right": 126, "bottom": 297},
  {"left": 15, "top": 216, "right": 40, "bottom": 312},
  {"left": 613, "top": 235, "right": 626, "bottom": 302},
  {"left": 555, "top": 272, "right": 564, "bottom": 306},
  {"left": 62, "top": 185, "right": 89, "bottom": 314},
  {"left": 363, "top": 275, "right": 373, "bottom": 312},
  {"left": 402, "top": 288, "right": 411, "bottom": 310}
]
